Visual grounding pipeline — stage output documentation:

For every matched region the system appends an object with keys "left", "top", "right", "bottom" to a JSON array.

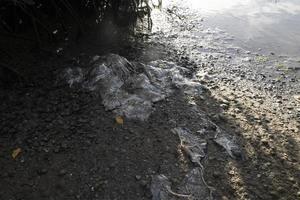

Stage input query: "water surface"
[{"left": 165, "top": 0, "right": 300, "bottom": 57}]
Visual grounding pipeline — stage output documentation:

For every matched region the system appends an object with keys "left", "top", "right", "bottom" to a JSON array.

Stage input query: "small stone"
[
  {"left": 261, "top": 138, "right": 269, "bottom": 146},
  {"left": 61, "top": 143, "right": 67, "bottom": 149},
  {"left": 277, "top": 186, "right": 285, "bottom": 193},
  {"left": 109, "top": 161, "right": 117, "bottom": 168},
  {"left": 222, "top": 196, "right": 229, "bottom": 200},
  {"left": 120, "top": 149, "right": 126, "bottom": 153},
  {"left": 54, "top": 147, "right": 60, "bottom": 153},
  {"left": 37, "top": 168, "right": 48, "bottom": 175},
  {"left": 270, "top": 190, "right": 278, "bottom": 197},
  {"left": 257, "top": 174, "right": 261, "bottom": 178},
  {"left": 70, "top": 156, "right": 76, "bottom": 162},
  {"left": 140, "top": 180, "right": 148, "bottom": 187},
  {"left": 220, "top": 104, "right": 229, "bottom": 110},
  {"left": 288, "top": 177, "right": 295, "bottom": 182},
  {"left": 228, "top": 170, "right": 235, "bottom": 175},
  {"left": 135, "top": 175, "right": 141, "bottom": 180},
  {"left": 58, "top": 169, "right": 67, "bottom": 176},
  {"left": 213, "top": 172, "right": 221, "bottom": 178}
]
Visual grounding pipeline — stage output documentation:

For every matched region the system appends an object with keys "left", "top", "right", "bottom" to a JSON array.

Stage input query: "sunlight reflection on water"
[{"left": 161, "top": 0, "right": 300, "bottom": 56}]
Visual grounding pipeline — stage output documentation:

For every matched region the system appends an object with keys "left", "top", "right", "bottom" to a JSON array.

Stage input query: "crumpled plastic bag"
[
  {"left": 172, "top": 127, "right": 207, "bottom": 165},
  {"left": 151, "top": 127, "right": 240, "bottom": 200},
  {"left": 151, "top": 175, "right": 173, "bottom": 200},
  {"left": 151, "top": 169, "right": 212, "bottom": 200},
  {"left": 61, "top": 54, "right": 205, "bottom": 120},
  {"left": 214, "top": 133, "right": 242, "bottom": 159},
  {"left": 178, "top": 168, "right": 212, "bottom": 200},
  {"left": 151, "top": 174, "right": 190, "bottom": 200}
]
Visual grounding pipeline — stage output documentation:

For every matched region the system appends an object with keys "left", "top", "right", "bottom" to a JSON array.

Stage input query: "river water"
[
  {"left": 164, "top": 0, "right": 300, "bottom": 58},
  {"left": 147, "top": 0, "right": 300, "bottom": 96}
]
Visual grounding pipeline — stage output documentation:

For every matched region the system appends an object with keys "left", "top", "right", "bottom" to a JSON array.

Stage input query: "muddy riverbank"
[{"left": 0, "top": 1, "right": 299, "bottom": 200}]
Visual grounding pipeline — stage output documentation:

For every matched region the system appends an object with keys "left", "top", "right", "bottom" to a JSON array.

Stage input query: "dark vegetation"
[{"left": 0, "top": 0, "right": 161, "bottom": 87}]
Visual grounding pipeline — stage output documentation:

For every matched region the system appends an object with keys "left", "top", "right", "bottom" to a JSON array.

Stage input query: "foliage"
[{"left": 0, "top": 0, "right": 162, "bottom": 43}]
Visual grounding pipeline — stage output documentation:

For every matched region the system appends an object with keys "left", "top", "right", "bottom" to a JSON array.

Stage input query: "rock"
[
  {"left": 213, "top": 171, "right": 221, "bottom": 178},
  {"left": 270, "top": 190, "right": 278, "bottom": 197},
  {"left": 222, "top": 196, "right": 229, "bottom": 200},
  {"left": 58, "top": 169, "right": 67, "bottom": 176},
  {"left": 61, "top": 142, "right": 68, "bottom": 149},
  {"left": 140, "top": 180, "right": 148, "bottom": 187},
  {"left": 37, "top": 168, "right": 48, "bottom": 175},
  {"left": 109, "top": 161, "right": 118, "bottom": 168},
  {"left": 213, "top": 113, "right": 227, "bottom": 122},
  {"left": 220, "top": 103, "right": 229, "bottom": 110},
  {"left": 257, "top": 174, "right": 261, "bottom": 178},
  {"left": 261, "top": 138, "right": 269, "bottom": 146},
  {"left": 277, "top": 186, "right": 285, "bottom": 193},
  {"left": 228, "top": 170, "right": 235, "bottom": 175},
  {"left": 54, "top": 147, "right": 60, "bottom": 153},
  {"left": 135, "top": 175, "right": 141, "bottom": 180}
]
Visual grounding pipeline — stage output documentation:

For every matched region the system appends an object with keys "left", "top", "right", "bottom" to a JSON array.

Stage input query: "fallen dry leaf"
[
  {"left": 115, "top": 116, "right": 124, "bottom": 125},
  {"left": 12, "top": 148, "right": 22, "bottom": 159}
]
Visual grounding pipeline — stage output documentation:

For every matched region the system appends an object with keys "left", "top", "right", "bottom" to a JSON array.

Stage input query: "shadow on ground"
[{"left": 0, "top": 30, "right": 299, "bottom": 200}]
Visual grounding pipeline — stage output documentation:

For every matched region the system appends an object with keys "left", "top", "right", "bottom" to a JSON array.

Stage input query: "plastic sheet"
[
  {"left": 214, "top": 133, "right": 242, "bottom": 159},
  {"left": 150, "top": 128, "right": 213, "bottom": 200},
  {"left": 178, "top": 168, "right": 212, "bottom": 200},
  {"left": 173, "top": 128, "right": 213, "bottom": 200},
  {"left": 172, "top": 127, "right": 206, "bottom": 165},
  {"left": 151, "top": 174, "right": 191, "bottom": 200},
  {"left": 62, "top": 54, "right": 205, "bottom": 120},
  {"left": 151, "top": 175, "right": 173, "bottom": 200},
  {"left": 62, "top": 67, "right": 84, "bottom": 87}
]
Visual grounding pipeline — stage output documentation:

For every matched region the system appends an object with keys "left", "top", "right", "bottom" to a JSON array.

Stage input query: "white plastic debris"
[
  {"left": 61, "top": 54, "right": 205, "bottom": 120},
  {"left": 151, "top": 175, "right": 190, "bottom": 200},
  {"left": 62, "top": 67, "right": 84, "bottom": 87},
  {"left": 214, "top": 133, "right": 241, "bottom": 159},
  {"left": 172, "top": 127, "right": 207, "bottom": 165},
  {"left": 151, "top": 127, "right": 240, "bottom": 200},
  {"left": 178, "top": 168, "right": 213, "bottom": 200},
  {"left": 151, "top": 175, "right": 173, "bottom": 200},
  {"left": 202, "top": 120, "right": 242, "bottom": 159},
  {"left": 169, "top": 128, "right": 213, "bottom": 200}
]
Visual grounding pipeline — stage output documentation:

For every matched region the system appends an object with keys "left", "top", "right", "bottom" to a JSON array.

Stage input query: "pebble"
[
  {"left": 135, "top": 175, "right": 141, "bottom": 180},
  {"left": 261, "top": 138, "right": 269, "bottom": 146},
  {"left": 222, "top": 196, "right": 229, "bottom": 200},
  {"left": 228, "top": 170, "right": 235, "bottom": 175},
  {"left": 54, "top": 147, "right": 60, "bottom": 153},
  {"left": 257, "top": 174, "right": 261, "bottom": 178},
  {"left": 277, "top": 186, "right": 285, "bottom": 193},
  {"left": 213, "top": 171, "right": 221, "bottom": 178},
  {"left": 109, "top": 162, "right": 117, "bottom": 168},
  {"left": 58, "top": 169, "right": 67, "bottom": 176},
  {"left": 140, "top": 180, "right": 148, "bottom": 187}
]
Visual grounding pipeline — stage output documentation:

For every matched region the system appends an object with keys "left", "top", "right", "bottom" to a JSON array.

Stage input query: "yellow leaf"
[
  {"left": 12, "top": 148, "right": 22, "bottom": 159},
  {"left": 115, "top": 116, "right": 124, "bottom": 125}
]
